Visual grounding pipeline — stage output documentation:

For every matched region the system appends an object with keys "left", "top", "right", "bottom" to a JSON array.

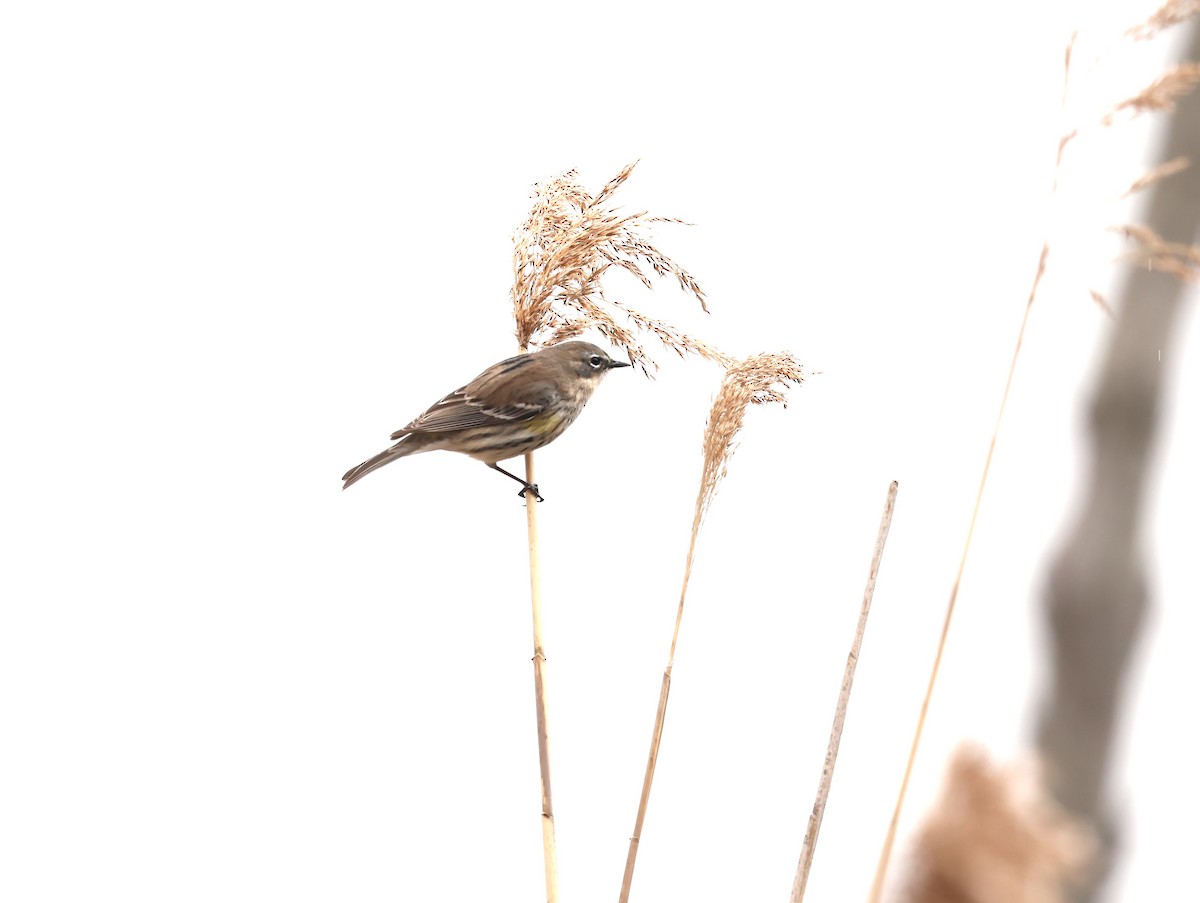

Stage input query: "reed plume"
[
  {"left": 620, "top": 352, "right": 805, "bottom": 903},
  {"left": 896, "top": 747, "right": 1091, "bottom": 903},
  {"left": 510, "top": 162, "right": 727, "bottom": 368}
]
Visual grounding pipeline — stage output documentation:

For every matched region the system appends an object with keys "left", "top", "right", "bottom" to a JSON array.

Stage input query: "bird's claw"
[{"left": 518, "top": 484, "right": 544, "bottom": 503}]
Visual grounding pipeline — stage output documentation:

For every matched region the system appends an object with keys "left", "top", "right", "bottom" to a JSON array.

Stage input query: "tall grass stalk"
[
  {"left": 867, "top": 246, "right": 1046, "bottom": 903},
  {"left": 866, "top": 40, "right": 1072, "bottom": 899},
  {"left": 520, "top": 450, "right": 559, "bottom": 902},
  {"left": 619, "top": 353, "right": 804, "bottom": 903},
  {"left": 790, "top": 481, "right": 898, "bottom": 903}
]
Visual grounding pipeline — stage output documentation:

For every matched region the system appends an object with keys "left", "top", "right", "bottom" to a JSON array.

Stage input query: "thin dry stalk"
[
  {"left": 1057, "top": 35, "right": 1081, "bottom": 166},
  {"left": 510, "top": 161, "right": 729, "bottom": 374},
  {"left": 789, "top": 481, "right": 899, "bottom": 903},
  {"left": 867, "top": 34, "right": 1072, "bottom": 903},
  {"left": 521, "top": 451, "right": 558, "bottom": 902},
  {"left": 619, "top": 353, "right": 805, "bottom": 903},
  {"left": 868, "top": 239, "right": 1049, "bottom": 903},
  {"left": 1087, "top": 289, "right": 1115, "bottom": 317}
]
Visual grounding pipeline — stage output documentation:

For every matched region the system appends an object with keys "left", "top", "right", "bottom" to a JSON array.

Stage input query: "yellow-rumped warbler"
[{"left": 341, "top": 341, "right": 631, "bottom": 500}]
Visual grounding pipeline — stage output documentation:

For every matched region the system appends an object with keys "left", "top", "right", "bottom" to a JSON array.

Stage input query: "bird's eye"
[{"left": 588, "top": 354, "right": 604, "bottom": 369}]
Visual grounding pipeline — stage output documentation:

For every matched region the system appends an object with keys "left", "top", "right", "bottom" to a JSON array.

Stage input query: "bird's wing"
[
  {"left": 393, "top": 388, "right": 550, "bottom": 435},
  {"left": 393, "top": 354, "right": 560, "bottom": 437}
]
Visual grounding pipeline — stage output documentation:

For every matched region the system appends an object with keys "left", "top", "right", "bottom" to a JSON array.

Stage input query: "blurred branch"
[{"left": 1035, "top": 17, "right": 1200, "bottom": 901}]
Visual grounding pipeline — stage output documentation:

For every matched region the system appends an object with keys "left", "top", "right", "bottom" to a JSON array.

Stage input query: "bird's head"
[{"left": 547, "top": 341, "right": 632, "bottom": 381}]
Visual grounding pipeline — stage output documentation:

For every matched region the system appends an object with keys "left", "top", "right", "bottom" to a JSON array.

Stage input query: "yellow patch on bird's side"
[{"left": 529, "top": 410, "right": 566, "bottom": 435}]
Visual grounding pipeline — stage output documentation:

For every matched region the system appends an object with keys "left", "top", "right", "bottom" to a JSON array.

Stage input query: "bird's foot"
[{"left": 518, "top": 483, "right": 544, "bottom": 503}]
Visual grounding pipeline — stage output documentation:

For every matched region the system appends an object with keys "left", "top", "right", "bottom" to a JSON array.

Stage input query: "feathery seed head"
[
  {"left": 694, "top": 352, "right": 806, "bottom": 526},
  {"left": 510, "top": 162, "right": 730, "bottom": 375}
]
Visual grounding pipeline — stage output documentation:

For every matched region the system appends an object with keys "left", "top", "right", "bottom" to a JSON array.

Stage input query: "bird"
[{"left": 341, "top": 341, "right": 631, "bottom": 500}]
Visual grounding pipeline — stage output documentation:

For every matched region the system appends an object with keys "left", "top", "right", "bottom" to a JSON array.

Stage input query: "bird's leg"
[{"left": 488, "top": 463, "right": 544, "bottom": 502}]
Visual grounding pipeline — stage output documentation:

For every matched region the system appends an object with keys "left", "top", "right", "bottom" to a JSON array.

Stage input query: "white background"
[{"left": 3, "top": 2, "right": 1197, "bottom": 901}]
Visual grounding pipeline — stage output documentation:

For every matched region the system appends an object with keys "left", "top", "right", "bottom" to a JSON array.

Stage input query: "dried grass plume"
[
  {"left": 1046, "top": 8, "right": 1200, "bottom": 308},
  {"left": 1100, "top": 62, "right": 1200, "bottom": 125},
  {"left": 1127, "top": 0, "right": 1200, "bottom": 41},
  {"left": 619, "top": 350, "right": 805, "bottom": 903},
  {"left": 694, "top": 352, "right": 806, "bottom": 526},
  {"left": 897, "top": 747, "right": 1092, "bottom": 903},
  {"left": 510, "top": 162, "right": 730, "bottom": 373},
  {"left": 1121, "top": 154, "right": 1190, "bottom": 196},
  {"left": 1112, "top": 222, "right": 1200, "bottom": 279}
]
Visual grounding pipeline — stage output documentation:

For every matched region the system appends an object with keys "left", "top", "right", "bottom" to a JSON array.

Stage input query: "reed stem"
[
  {"left": 618, "top": 509, "right": 702, "bottom": 903},
  {"left": 790, "top": 481, "right": 898, "bottom": 903},
  {"left": 524, "top": 450, "right": 558, "bottom": 903},
  {"left": 868, "top": 250, "right": 1045, "bottom": 903}
]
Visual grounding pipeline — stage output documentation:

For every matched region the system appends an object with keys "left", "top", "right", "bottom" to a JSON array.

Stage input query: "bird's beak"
[{"left": 609, "top": 360, "right": 632, "bottom": 369}]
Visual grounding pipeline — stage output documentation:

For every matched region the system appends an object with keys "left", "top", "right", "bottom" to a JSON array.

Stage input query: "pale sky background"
[{"left": 3, "top": 2, "right": 1198, "bottom": 901}]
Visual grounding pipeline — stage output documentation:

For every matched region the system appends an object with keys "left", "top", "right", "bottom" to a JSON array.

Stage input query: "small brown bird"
[{"left": 341, "top": 341, "right": 631, "bottom": 500}]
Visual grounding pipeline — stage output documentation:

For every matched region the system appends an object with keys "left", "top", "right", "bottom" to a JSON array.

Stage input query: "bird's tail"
[{"left": 341, "top": 434, "right": 422, "bottom": 489}]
